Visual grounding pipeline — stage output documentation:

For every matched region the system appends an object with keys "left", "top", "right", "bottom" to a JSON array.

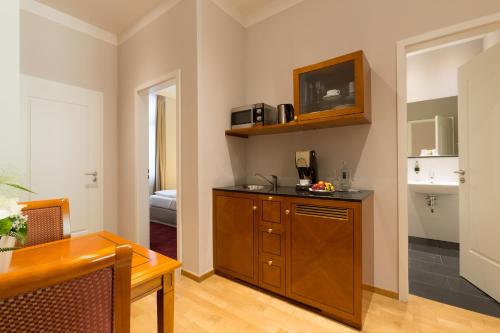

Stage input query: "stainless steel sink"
[{"left": 240, "top": 184, "right": 268, "bottom": 191}]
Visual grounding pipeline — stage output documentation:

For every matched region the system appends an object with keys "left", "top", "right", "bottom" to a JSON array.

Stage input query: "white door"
[
  {"left": 458, "top": 42, "right": 500, "bottom": 302},
  {"left": 21, "top": 75, "right": 103, "bottom": 235}
]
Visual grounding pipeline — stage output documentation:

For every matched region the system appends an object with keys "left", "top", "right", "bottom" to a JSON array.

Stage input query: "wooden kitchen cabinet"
[
  {"left": 213, "top": 189, "right": 373, "bottom": 329},
  {"left": 286, "top": 198, "right": 361, "bottom": 327},
  {"left": 213, "top": 192, "right": 258, "bottom": 285}
]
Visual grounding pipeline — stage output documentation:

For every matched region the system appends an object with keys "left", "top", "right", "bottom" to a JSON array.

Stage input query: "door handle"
[
  {"left": 454, "top": 170, "right": 465, "bottom": 175},
  {"left": 84, "top": 171, "right": 98, "bottom": 183}
]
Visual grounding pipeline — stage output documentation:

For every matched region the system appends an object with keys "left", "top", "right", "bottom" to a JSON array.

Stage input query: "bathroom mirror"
[{"left": 407, "top": 96, "right": 458, "bottom": 157}]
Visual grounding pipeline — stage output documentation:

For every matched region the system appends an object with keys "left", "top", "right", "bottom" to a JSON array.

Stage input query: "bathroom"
[{"left": 405, "top": 32, "right": 500, "bottom": 317}]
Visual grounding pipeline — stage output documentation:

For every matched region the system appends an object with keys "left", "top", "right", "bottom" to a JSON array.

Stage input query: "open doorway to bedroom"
[{"left": 148, "top": 82, "right": 178, "bottom": 259}]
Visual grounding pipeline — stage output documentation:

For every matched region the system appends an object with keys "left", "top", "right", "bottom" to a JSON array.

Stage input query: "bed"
[{"left": 150, "top": 190, "right": 177, "bottom": 227}]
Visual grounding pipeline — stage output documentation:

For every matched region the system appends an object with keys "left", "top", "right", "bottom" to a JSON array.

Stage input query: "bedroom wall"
[
  {"left": 196, "top": 0, "right": 247, "bottom": 275},
  {"left": 165, "top": 96, "right": 177, "bottom": 190},
  {"left": 118, "top": 0, "right": 200, "bottom": 272},
  {"left": 242, "top": 0, "right": 500, "bottom": 292},
  {"left": 19, "top": 10, "right": 119, "bottom": 233}
]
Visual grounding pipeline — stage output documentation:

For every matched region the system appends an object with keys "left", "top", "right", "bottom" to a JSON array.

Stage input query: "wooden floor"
[{"left": 131, "top": 275, "right": 500, "bottom": 333}]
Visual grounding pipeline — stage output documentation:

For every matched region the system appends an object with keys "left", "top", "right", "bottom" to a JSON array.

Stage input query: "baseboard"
[
  {"left": 181, "top": 269, "right": 214, "bottom": 282},
  {"left": 362, "top": 284, "right": 399, "bottom": 299}
]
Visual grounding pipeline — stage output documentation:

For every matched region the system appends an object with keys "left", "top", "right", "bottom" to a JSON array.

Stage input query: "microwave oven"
[{"left": 231, "top": 103, "right": 277, "bottom": 129}]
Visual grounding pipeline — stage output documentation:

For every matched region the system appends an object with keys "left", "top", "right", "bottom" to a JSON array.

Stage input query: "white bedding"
[
  {"left": 150, "top": 194, "right": 176, "bottom": 211},
  {"left": 155, "top": 189, "right": 176, "bottom": 198}
]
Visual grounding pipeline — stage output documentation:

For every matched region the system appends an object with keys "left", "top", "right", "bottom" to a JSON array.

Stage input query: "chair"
[
  {"left": 20, "top": 198, "right": 71, "bottom": 246},
  {"left": 0, "top": 244, "right": 132, "bottom": 333}
]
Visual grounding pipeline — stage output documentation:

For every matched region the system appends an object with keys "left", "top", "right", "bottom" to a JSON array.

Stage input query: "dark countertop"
[{"left": 213, "top": 186, "right": 373, "bottom": 202}]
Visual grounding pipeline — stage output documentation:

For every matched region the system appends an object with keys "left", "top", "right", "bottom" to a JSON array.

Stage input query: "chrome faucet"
[{"left": 255, "top": 173, "right": 278, "bottom": 191}]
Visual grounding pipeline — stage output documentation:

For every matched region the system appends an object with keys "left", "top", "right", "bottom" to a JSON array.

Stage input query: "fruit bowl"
[
  {"left": 308, "top": 188, "right": 335, "bottom": 196},
  {"left": 309, "top": 181, "right": 335, "bottom": 194}
]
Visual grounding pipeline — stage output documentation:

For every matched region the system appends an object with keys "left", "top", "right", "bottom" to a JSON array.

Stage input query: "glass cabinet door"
[
  {"left": 294, "top": 51, "right": 366, "bottom": 121},
  {"left": 299, "top": 60, "right": 355, "bottom": 114}
]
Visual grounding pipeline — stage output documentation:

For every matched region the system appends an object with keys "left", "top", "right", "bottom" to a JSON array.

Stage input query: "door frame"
[
  {"left": 20, "top": 74, "right": 105, "bottom": 234},
  {"left": 396, "top": 12, "right": 500, "bottom": 301},
  {"left": 134, "top": 69, "right": 183, "bottom": 266}
]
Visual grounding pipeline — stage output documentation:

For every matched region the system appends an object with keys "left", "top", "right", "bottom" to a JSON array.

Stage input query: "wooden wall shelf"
[
  {"left": 226, "top": 50, "right": 371, "bottom": 139},
  {"left": 225, "top": 112, "right": 370, "bottom": 138}
]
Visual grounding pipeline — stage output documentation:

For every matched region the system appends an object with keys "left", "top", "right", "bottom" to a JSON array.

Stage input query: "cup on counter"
[{"left": 299, "top": 179, "right": 312, "bottom": 186}]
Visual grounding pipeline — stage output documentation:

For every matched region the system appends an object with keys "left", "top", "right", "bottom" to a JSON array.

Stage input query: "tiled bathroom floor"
[{"left": 409, "top": 236, "right": 500, "bottom": 318}]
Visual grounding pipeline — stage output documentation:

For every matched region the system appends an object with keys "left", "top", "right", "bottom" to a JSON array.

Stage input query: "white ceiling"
[
  {"left": 221, "top": 0, "right": 276, "bottom": 16},
  {"left": 35, "top": 0, "right": 165, "bottom": 34},
  {"left": 33, "top": 0, "right": 302, "bottom": 36}
]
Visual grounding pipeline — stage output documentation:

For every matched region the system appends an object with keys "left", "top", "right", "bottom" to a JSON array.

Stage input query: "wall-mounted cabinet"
[{"left": 226, "top": 50, "right": 371, "bottom": 138}]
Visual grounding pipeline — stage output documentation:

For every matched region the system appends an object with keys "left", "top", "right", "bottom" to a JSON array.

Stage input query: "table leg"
[{"left": 157, "top": 272, "right": 174, "bottom": 333}]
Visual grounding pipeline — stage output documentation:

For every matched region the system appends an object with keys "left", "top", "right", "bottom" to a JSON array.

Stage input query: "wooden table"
[{"left": 8, "top": 231, "right": 181, "bottom": 333}]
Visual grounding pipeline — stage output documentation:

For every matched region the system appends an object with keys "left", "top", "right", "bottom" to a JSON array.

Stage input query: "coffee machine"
[{"left": 295, "top": 150, "right": 318, "bottom": 191}]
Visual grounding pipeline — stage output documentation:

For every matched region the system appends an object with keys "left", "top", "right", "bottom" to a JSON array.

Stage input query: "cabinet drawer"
[
  {"left": 259, "top": 256, "right": 285, "bottom": 295},
  {"left": 259, "top": 195, "right": 283, "bottom": 225},
  {"left": 259, "top": 226, "right": 284, "bottom": 257}
]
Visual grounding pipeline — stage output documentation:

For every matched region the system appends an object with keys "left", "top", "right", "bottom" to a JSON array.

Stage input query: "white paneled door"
[
  {"left": 458, "top": 42, "right": 500, "bottom": 302},
  {"left": 22, "top": 75, "right": 103, "bottom": 235}
]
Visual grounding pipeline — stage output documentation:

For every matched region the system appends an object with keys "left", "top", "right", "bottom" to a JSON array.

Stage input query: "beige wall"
[
  {"left": 196, "top": 0, "right": 247, "bottom": 274},
  {"left": 0, "top": 1, "right": 20, "bottom": 177},
  {"left": 19, "top": 11, "right": 119, "bottom": 232},
  {"left": 243, "top": 0, "right": 500, "bottom": 292},
  {"left": 117, "top": 0, "right": 200, "bottom": 272}
]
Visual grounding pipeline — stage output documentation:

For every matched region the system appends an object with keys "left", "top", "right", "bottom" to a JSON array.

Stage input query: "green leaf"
[
  {"left": 12, "top": 226, "right": 27, "bottom": 244},
  {"left": 0, "top": 218, "right": 13, "bottom": 235},
  {"left": 2, "top": 182, "right": 34, "bottom": 193},
  {"left": 0, "top": 247, "right": 19, "bottom": 252}
]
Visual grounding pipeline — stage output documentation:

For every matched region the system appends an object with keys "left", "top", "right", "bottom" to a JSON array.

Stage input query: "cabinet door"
[
  {"left": 287, "top": 200, "right": 355, "bottom": 315},
  {"left": 214, "top": 193, "right": 258, "bottom": 284}
]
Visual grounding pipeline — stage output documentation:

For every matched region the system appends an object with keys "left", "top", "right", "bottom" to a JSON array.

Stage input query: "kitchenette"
[{"left": 213, "top": 50, "right": 374, "bottom": 329}]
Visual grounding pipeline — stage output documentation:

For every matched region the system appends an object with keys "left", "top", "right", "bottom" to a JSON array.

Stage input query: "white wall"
[
  {"left": 407, "top": 157, "right": 459, "bottom": 243},
  {"left": 407, "top": 39, "right": 483, "bottom": 103},
  {"left": 0, "top": 1, "right": 21, "bottom": 183},
  {"left": 242, "top": 0, "right": 500, "bottom": 292},
  {"left": 196, "top": 0, "right": 247, "bottom": 275},
  {"left": 148, "top": 94, "right": 157, "bottom": 194},
  {"left": 20, "top": 10, "right": 119, "bottom": 232}
]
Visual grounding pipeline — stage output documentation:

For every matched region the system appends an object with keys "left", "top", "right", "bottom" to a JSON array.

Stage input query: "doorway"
[
  {"left": 148, "top": 83, "right": 178, "bottom": 259},
  {"left": 397, "top": 18, "right": 500, "bottom": 317},
  {"left": 134, "top": 70, "right": 182, "bottom": 264}
]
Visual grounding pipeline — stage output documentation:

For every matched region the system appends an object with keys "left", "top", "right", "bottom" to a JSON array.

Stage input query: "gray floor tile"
[
  {"left": 409, "top": 248, "right": 443, "bottom": 264},
  {"left": 409, "top": 237, "right": 500, "bottom": 318}
]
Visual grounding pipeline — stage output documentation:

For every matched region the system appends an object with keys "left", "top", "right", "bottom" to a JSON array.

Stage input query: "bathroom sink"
[
  {"left": 240, "top": 184, "right": 269, "bottom": 191},
  {"left": 408, "top": 181, "right": 459, "bottom": 195}
]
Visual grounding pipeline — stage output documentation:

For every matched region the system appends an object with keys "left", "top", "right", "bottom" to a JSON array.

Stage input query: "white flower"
[{"left": 0, "top": 196, "right": 26, "bottom": 220}]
